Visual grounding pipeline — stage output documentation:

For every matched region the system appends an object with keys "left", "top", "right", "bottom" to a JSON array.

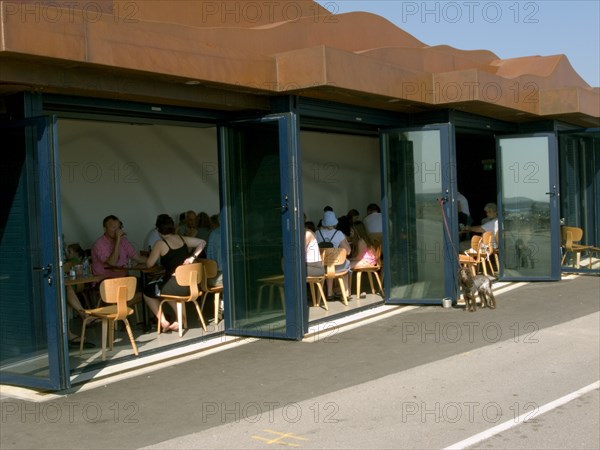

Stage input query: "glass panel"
[
  {"left": 384, "top": 129, "right": 445, "bottom": 300},
  {"left": 223, "top": 120, "right": 287, "bottom": 337},
  {"left": 0, "top": 118, "right": 65, "bottom": 389},
  {"left": 499, "top": 136, "right": 553, "bottom": 278},
  {"left": 559, "top": 131, "right": 600, "bottom": 273}
]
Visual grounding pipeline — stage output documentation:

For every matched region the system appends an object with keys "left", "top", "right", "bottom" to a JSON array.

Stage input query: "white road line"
[{"left": 443, "top": 380, "right": 600, "bottom": 450}]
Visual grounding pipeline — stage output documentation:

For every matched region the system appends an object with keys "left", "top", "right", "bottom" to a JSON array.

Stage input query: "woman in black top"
[{"left": 143, "top": 215, "right": 206, "bottom": 332}]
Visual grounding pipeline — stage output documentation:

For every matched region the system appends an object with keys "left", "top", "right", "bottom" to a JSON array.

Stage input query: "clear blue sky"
[{"left": 316, "top": 1, "right": 600, "bottom": 87}]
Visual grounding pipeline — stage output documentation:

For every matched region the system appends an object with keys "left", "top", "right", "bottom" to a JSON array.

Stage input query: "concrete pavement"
[{"left": 1, "top": 274, "right": 599, "bottom": 449}]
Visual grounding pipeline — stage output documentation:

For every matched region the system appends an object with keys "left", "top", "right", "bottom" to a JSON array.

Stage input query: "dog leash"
[
  {"left": 438, "top": 197, "right": 461, "bottom": 298},
  {"left": 438, "top": 197, "right": 461, "bottom": 267}
]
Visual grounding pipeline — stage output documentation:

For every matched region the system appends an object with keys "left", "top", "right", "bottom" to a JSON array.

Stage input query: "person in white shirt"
[
  {"left": 466, "top": 203, "right": 498, "bottom": 248},
  {"left": 316, "top": 211, "right": 351, "bottom": 299},
  {"left": 457, "top": 192, "right": 471, "bottom": 222},
  {"left": 363, "top": 203, "right": 383, "bottom": 234},
  {"left": 143, "top": 214, "right": 171, "bottom": 252}
]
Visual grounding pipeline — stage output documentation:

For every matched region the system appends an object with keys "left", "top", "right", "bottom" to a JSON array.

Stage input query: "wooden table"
[
  {"left": 64, "top": 274, "right": 104, "bottom": 309},
  {"left": 64, "top": 274, "right": 103, "bottom": 287}
]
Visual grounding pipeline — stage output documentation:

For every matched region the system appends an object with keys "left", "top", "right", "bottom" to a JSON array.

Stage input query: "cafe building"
[{"left": 1, "top": 0, "right": 598, "bottom": 390}]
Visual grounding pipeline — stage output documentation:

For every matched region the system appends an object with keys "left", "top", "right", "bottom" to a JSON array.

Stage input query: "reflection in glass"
[
  {"left": 0, "top": 123, "right": 51, "bottom": 383},
  {"left": 224, "top": 121, "right": 286, "bottom": 336},
  {"left": 385, "top": 130, "right": 445, "bottom": 299},
  {"left": 499, "top": 137, "right": 551, "bottom": 277}
]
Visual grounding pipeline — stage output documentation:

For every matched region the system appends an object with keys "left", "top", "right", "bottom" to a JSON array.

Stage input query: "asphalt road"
[{"left": 1, "top": 274, "right": 599, "bottom": 449}]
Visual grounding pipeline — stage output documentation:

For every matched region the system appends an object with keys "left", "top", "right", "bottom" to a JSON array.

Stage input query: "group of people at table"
[
  {"left": 65, "top": 198, "right": 498, "bottom": 348},
  {"left": 305, "top": 203, "right": 383, "bottom": 301},
  {"left": 65, "top": 213, "right": 222, "bottom": 348}
]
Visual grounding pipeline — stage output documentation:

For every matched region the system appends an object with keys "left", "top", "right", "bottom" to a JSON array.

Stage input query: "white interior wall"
[
  {"left": 59, "top": 119, "right": 220, "bottom": 251},
  {"left": 300, "top": 131, "right": 380, "bottom": 224},
  {"left": 59, "top": 120, "right": 380, "bottom": 251}
]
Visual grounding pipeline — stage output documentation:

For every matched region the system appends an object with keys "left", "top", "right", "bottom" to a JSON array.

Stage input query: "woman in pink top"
[{"left": 349, "top": 221, "right": 378, "bottom": 269}]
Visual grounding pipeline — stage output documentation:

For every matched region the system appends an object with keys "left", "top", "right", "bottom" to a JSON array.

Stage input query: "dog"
[{"left": 458, "top": 267, "right": 496, "bottom": 312}]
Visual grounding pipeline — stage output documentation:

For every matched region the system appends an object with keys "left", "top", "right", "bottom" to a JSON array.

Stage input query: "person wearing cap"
[{"left": 316, "top": 210, "right": 351, "bottom": 299}]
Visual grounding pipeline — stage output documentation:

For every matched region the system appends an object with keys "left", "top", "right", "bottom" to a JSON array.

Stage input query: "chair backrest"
[
  {"left": 481, "top": 231, "right": 493, "bottom": 251},
  {"left": 561, "top": 226, "right": 583, "bottom": 249},
  {"left": 99, "top": 276, "right": 137, "bottom": 320},
  {"left": 467, "top": 235, "right": 483, "bottom": 261},
  {"left": 196, "top": 258, "right": 219, "bottom": 290},
  {"left": 197, "top": 258, "right": 218, "bottom": 278},
  {"left": 322, "top": 248, "right": 347, "bottom": 277},
  {"left": 173, "top": 263, "right": 203, "bottom": 300}
]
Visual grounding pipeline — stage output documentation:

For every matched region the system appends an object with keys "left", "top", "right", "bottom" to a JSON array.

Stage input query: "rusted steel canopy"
[{"left": 1, "top": 0, "right": 597, "bottom": 125}]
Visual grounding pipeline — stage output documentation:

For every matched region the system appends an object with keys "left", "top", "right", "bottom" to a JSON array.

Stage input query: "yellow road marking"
[{"left": 251, "top": 429, "right": 308, "bottom": 447}]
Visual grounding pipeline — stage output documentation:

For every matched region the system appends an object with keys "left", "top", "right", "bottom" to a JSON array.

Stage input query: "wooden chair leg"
[
  {"left": 123, "top": 318, "right": 139, "bottom": 356},
  {"left": 157, "top": 301, "right": 165, "bottom": 336},
  {"left": 177, "top": 302, "right": 184, "bottom": 337},
  {"left": 338, "top": 278, "right": 348, "bottom": 305},
  {"left": 309, "top": 283, "right": 318, "bottom": 306},
  {"left": 367, "top": 272, "right": 375, "bottom": 294},
  {"left": 317, "top": 282, "right": 327, "bottom": 310},
  {"left": 373, "top": 272, "right": 383, "bottom": 294},
  {"left": 101, "top": 319, "right": 108, "bottom": 361},
  {"left": 355, "top": 272, "right": 362, "bottom": 298},
  {"left": 192, "top": 300, "right": 207, "bottom": 332},
  {"left": 108, "top": 319, "right": 115, "bottom": 351},
  {"left": 214, "top": 293, "right": 220, "bottom": 325},
  {"left": 79, "top": 318, "right": 90, "bottom": 355}
]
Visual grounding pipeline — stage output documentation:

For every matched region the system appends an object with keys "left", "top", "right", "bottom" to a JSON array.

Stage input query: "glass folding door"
[
  {"left": 558, "top": 129, "right": 600, "bottom": 274},
  {"left": 0, "top": 116, "right": 69, "bottom": 390},
  {"left": 496, "top": 134, "right": 561, "bottom": 280},
  {"left": 380, "top": 125, "right": 457, "bottom": 304},
  {"left": 219, "top": 114, "right": 306, "bottom": 340}
]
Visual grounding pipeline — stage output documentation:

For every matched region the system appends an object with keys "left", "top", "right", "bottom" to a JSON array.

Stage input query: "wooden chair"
[
  {"left": 197, "top": 258, "right": 224, "bottom": 324},
  {"left": 482, "top": 231, "right": 499, "bottom": 275},
  {"left": 561, "top": 226, "right": 592, "bottom": 268},
  {"left": 307, "top": 271, "right": 328, "bottom": 310},
  {"left": 321, "top": 248, "right": 350, "bottom": 305},
  {"left": 459, "top": 235, "right": 486, "bottom": 276},
  {"left": 352, "top": 243, "right": 383, "bottom": 298},
  {"left": 157, "top": 263, "right": 206, "bottom": 337},
  {"left": 79, "top": 276, "right": 138, "bottom": 361}
]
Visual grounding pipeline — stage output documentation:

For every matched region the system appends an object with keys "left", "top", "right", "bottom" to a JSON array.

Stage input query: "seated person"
[
  {"left": 91, "top": 215, "right": 147, "bottom": 278},
  {"left": 143, "top": 214, "right": 171, "bottom": 253},
  {"left": 305, "top": 224, "right": 324, "bottom": 277},
  {"left": 143, "top": 215, "right": 207, "bottom": 332},
  {"left": 316, "top": 210, "right": 351, "bottom": 299},
  {"left": 178, "top": 210, "right": 199, "bottom": 237},
  {"left": 336, "top": 214, "right": 352, "bottom": 237},
  {"left": 349, "top": 221, "right": 378, "bottom": 270},
  {"left": 196, "top": 211, "right": 212, "bottom": 243},
  {"left": 462, "top": 202, "right": 499, "bottom": 251},
  {"left": 65, "top": 285, "right": 95, "bottom": 348},
  {"left": 65, "top": 243, "right": 85, "bottom": 264},
  {"left": 363, "top": 203, "right": 383, "bottom": 234},
  {"left": 206, "top": 216, "right": 223, "bottom": 288},
  {"left": 346, "top": 208, "right": 361, "bottom": 224}
]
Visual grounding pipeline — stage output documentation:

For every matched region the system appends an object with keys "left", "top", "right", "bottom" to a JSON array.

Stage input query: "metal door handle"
[{"left": 33, "top": 264, "right": 52, "bottom": 276}]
